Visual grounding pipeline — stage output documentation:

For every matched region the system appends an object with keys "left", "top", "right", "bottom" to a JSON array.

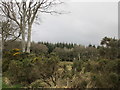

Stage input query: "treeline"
[
  {"left": 38, "top": 42, "right": 77, "bottom": 53},
  {"left": 4, "top": 37, "right": 120, "bottom": 61}
]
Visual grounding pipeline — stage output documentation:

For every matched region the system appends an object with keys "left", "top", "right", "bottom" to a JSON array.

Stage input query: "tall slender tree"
[
  {"left": 26, "top": 0, "right": 63, "bottom": 53},
  {"left": 0, "top": 0, "right": 63, "bottom": 53}
]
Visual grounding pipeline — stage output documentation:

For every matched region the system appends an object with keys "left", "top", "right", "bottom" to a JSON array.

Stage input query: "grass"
[
  {"left": 2, "top": 82, "right": 22, "bottom": 88},
  {"left": 11, "top": 84, "right": 22, "bottom": 88},
  {"left": 2, "top": 77, "right": 22, "bottom": 88},
  {"left": 2, "top": 82, "right": 10, "bottom": 88}
]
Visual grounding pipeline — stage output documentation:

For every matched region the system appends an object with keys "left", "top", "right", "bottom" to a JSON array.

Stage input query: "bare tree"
[
  {"left": 0, "top": 0, "right": 27, "bottom": 52},
  {"left": 0, "top": 0, "right": 63, "bottom": 53},
  {"left": 26, "top": 0, "right": 63, "bottom": 53},
  {"left": 0, "top": 20, "right": 20, "bottom": 49}
]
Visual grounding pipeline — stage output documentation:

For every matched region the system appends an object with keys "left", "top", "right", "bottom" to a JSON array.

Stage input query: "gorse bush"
[
  {"left": 2, "top": 37, "right": 120, "bottom": 88},
  {"left": 3, "top": 48, "right": 30, "bottom": 61},
  {"left": 4, "top": 53, "right": 60, "bottom": 87}
]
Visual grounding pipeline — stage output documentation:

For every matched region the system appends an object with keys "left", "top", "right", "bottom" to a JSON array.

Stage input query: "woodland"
[{"left": 0, "top": 0, "right": 120, "bottom": 89}]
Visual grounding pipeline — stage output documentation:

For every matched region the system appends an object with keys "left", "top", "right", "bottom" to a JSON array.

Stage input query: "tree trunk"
[
  {"left": 21, "top": 17, "right": 26, "bottom": 52},
  {"left": 21, "top": 27, "right": 25, "bottom": 52},
  {"left": 22, "top": 2, "right": 26, "bottom": 53},
  {"left": 0, "top": 24, "right": 3, "bottom": 54},
  {"left": 1, "top": 32, "right": 4, "bottom": 50},
  {"left": 26, "top": 24, "right": 32, "bottom": 53}
]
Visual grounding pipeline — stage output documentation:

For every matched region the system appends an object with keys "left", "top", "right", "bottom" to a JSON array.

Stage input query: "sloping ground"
[{"left": 2, "top": 59, "right": 120, "bottom": 88}]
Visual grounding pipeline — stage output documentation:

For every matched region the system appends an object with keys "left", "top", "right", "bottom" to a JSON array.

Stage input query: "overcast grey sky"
[{"left": 32, "top": 2, "right": 118, "bottom": 46}]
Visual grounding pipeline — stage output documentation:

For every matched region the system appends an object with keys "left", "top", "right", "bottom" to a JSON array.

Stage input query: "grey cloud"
[{"left": 32, "top": 2, "right": 118, "bottom": 46}]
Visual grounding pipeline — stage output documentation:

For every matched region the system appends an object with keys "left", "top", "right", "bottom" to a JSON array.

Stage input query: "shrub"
[
  {"left": 84, "top": 61, "right": 92, "bottom": 72},
  {"left": 3, "top": 58, "right": 11, "bottom": 72},
  {"left": 72, "top": 60, "right": 83, "bottom": 74},
  {"left": 6, "top": 54, "right": 60, "bottom": 87},
  {"left": 105, "top": 60, "right": 118, "bottom": 73},
  {"left": 109, "top": 72, "right": 119, "bottom": 87},
  {"left": 90, "top": 74, "right": 106, "bottom": 88},
  {"left": 29, "top": 80, "right": 48, "bottom": 88}
]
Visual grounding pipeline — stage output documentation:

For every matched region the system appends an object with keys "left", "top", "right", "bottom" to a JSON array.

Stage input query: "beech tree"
[
  {"left": 26, "top": 0, "right": 63, "bottom": 53},
  {"left": 0, "top": 0, "right": 27, "bottom": 52},
  {"left": 0, "top": 0, "right": 63, "bottom": 53}
]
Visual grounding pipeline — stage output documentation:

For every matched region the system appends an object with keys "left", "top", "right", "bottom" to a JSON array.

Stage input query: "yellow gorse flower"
[
  {"left": 13, "top": 52, "right": 21, "bottom": 56},
  {"left": 12, "top": 48, "right": 20, "bottom": 51}
]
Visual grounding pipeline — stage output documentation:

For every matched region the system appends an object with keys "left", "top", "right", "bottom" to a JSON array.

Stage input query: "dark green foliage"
[
  {"left": 4, "top": 53, "right": 60, "bottom": 87},
  {"left": 38, "top": 42, "right": 76, "bottom": 53},
  {"left": 99, "top": 37, "right": 119, "bottom": 59},
  {"left": 84, "top": 61, "right": 92, "bottom": 72},
  {"left": 2, "top": 58, "right": 11, "bottom": 72},
  {"left": 2, "top": 37, "right": 120, "bottom": 88},
  {"left": 4, "top": 37, "right": 120, "bottom": 61},
  {"left": 2, "top": 82, "right": 10, "bottom": 88},
  {"left": 109, "top": 73, "right": 118, "bottom": 84}
]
